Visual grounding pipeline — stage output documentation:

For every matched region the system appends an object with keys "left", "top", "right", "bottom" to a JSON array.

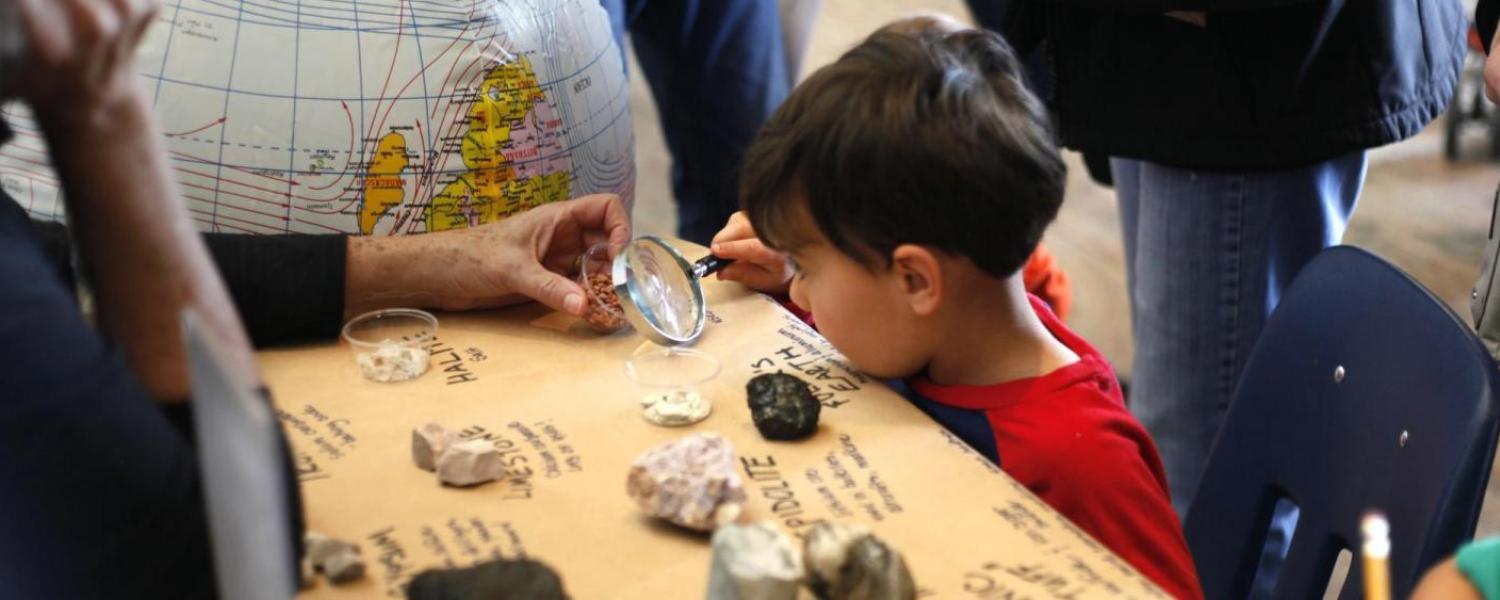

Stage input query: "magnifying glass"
[{"left": 610, "top": 236, "right": 735, "bottom": 346}]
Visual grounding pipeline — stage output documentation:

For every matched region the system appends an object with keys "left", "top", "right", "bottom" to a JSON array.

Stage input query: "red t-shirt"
[{"left": 900, "top": 297, "right": 1203, "bottom": 600}]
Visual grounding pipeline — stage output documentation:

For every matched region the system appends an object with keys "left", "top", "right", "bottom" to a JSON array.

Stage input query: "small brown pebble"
[{"left": 322, "top": 551, "right": 366, "bottom": 585}]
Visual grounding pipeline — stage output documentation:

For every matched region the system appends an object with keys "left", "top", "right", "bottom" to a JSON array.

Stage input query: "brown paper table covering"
[{"left": 259, "top": 241, "right": 1169, "bottom": 599}]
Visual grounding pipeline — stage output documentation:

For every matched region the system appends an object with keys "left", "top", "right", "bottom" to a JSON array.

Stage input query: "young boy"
[{"left": 710, "top": 18, "right": 1203, "bottom": 600}]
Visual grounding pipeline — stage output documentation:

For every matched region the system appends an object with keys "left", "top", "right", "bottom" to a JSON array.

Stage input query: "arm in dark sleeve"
[
  {"left": 29, "top": 216, "right": 350, "bottom": 347},
  {"left": 202, "top": 232, "right": 349, "bottom": 347}
]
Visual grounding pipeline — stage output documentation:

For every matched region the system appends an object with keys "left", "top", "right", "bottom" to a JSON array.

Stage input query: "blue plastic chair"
[{"left": 1183, "top": 246, "right": 1500, "bottom": 600}]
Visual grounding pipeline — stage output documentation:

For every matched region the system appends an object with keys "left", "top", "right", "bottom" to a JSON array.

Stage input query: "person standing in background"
[
  {"left": 601, "top": 0, "right": 790, "bottom": 245},
  {"left": 966, "top": 0, "right": 1465, "bottom": 520}
]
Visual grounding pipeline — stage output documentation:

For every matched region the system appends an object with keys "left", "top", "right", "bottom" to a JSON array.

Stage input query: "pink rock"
[
  {"left": 412, "top": 422, "right": 458, "bottom": 472},
  {"left": 626, "top": 433, "right": 747, "bottom": 531},
  {"left": 436, "top": 439, "right": 508, "bottom": 487}
]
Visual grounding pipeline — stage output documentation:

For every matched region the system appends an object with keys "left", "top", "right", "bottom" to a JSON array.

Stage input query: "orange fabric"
[{"left": 1022, "top": 242, "right": 1072, "bottom": 321}]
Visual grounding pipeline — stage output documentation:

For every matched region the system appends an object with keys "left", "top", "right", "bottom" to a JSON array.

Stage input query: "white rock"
[
  {"left": 436, "top": 439, "right": 508, "bottom": 487},
  {"left": 356, "top": 340, "right": 430, "bottom": 383},
  {"left": 412, "top": 422, "right": 458, "bottom": 472},
  {"left": 641, "top": 391, "right": 712, "bottom": 427},
  {"left": 803, "top": 522, "right": 915, "bottom": 600},
  {"left": 626, "top": 433, "right": 746, "bottom": 531},
  {"left": 706, "top": 522, "right": 803, "bottom": 600}
]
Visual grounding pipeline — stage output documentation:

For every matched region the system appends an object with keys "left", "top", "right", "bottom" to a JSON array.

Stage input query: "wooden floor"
[{"left": 625, "top": 0, "right": 1500, "bottom": 540}]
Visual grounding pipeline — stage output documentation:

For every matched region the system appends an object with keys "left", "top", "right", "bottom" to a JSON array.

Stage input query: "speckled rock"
[
  {"left": 625, "top": 433, "right": 746, "bottom": 531},
  {"left": 803, "top": 522, "right": 915, "bottom": 600},
  {"left": 747, "top": 372, "right": 821, "bottom": 440}
]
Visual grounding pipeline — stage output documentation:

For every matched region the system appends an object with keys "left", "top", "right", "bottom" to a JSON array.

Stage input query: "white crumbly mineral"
[
  {"left": 305, "top": 531, "right": 366, "bottom": 586},
  {"left": 706, "top": 522, "right": 803, "bottom": 600},
  {"left": 625, "top": 433, "right": 746, "bottom": 531},
  {"left": 412, "top": 422, "right": 458, "bottom": 471},
  {"left": 356, "top": 340, "right": 429, "bottom": 382},
  {"left": 436, "top": 439, "right": 508, "bottom": 487},
  {"left": 803, "top": 522, "right": 916, "bottom": 600},
  {"left": 640, "top": 390, "right": 712, "bottom": 426}
]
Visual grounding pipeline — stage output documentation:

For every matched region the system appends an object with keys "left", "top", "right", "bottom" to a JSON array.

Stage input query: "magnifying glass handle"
[{"left": 692, "top": 254, "right": 736, "bottom": 279}]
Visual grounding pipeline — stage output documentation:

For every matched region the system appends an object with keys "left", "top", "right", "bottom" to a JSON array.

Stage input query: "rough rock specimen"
[
  {"left": 406, "top": 558, "right": 571, "bottom": 600},
  {"left": 746, "top": 372, "right": 821, "bottom": 440},
  {"left": 357, "top": 341, "right": 430, "bottom": 382},
  {"left": 436, "top": 439, "right": 508, "bottom": 487},
  {"left": 625, "top": 433, "right": 747, "bottom": 531},
  {"left": 641, "top": 390, "right": 712, "bottom": 426},
  {"left": 802, "top": 522, "right": 916, "bottom": 600},
  {"left": 412, "top": 422, "right": 459, "bottom": 471},
  {"left": 706, "top": 522, "right": 803, "bottom": 600},
  {"left": 305, "top": 530, "right": 366, "bottom": 586}
]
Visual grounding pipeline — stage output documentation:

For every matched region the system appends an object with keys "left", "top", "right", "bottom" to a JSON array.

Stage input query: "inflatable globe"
[{"left": 0, "top": 0, "right": 634, "bottom": 235}]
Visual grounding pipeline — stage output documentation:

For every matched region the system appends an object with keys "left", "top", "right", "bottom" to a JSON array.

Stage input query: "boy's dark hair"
[{"left": 740, "top": 21, "right": 1066, "bottom": 279}]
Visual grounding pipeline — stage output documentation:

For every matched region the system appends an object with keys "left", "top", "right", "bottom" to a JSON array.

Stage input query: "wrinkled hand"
[
  {"left": 709, "top": 211, "right": 793, "bottom": 296},
  {"left": 430, "top": 194, "right": 631, "bottom": 315},
  {"left": 15, "top": 0, "right": 160, "bottom": 126}
]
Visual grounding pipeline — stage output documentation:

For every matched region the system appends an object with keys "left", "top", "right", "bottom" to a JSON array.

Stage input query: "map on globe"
[{"left": 0, "top": 0, "right": 634, "bottom": 236}]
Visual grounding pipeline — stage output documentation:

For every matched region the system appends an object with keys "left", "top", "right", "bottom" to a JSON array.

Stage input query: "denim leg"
[
  {"left": 1112, "top": 152, "right": 1367, "bottom": 518},
  {"left": 625, "top": 0, "right": 789, "bottom": 244}
]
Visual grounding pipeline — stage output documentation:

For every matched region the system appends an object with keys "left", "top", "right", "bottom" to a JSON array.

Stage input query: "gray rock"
[
  {"left": 747, "top": 373, "right": 821, "bottom": 440},
  {"left": 305, "top": 530, "right": 366, "bottom": 586},
  {"left": 406, "top": 558, "right": 570, "bottom": 600},
  {"left": 322, "top": 551, "right": 366, "bottom": 585},
  {"left": 706, "top": 522, "right": 802, "bottom": 600},
  {"left": 803, "top": 522, "right": 915, "bottom": 600},
  {"left": 626, "top": 433, "right": 747, "bottom": 531},
  {"left": 412, "top": 422, "right": 458, "bottom": 472},
  {"left": 436, "top": 439, "right": 508, "bottom": 487}
]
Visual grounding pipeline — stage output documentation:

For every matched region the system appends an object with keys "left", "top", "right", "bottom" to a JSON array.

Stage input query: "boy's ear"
[{"left": 891, "top": 245, "right": 943, "bottom": 316}]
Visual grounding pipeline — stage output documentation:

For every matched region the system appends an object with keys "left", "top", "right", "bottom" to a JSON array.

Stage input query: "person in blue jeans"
[
  {"left": 968, "top": 2, "right": 1462, "bottom": 596},
  {"left": 600, "top": 0, "right": 790, "bottom": 244},
  {"left": 965, "top": 1, "right": 1464, "bottom": 520}
]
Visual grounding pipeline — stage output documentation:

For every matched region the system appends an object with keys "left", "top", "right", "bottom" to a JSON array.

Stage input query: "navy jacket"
[{"left": 987, "top": 0, "right": 1465, "bottom": 170}]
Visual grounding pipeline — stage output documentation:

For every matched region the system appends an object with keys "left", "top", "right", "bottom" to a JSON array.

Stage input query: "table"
[{"left": 260, "top": 242, "right": 1167, "bottom": 599}]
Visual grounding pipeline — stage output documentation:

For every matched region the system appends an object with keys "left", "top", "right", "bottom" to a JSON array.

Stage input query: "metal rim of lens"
[{"left": 611, "top": 236, "right": 706, "bottom": 345}]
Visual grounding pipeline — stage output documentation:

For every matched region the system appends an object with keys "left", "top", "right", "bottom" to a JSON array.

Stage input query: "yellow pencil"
[{"left": 1361, "top": 510, "right": 1391, "bottom": 600}]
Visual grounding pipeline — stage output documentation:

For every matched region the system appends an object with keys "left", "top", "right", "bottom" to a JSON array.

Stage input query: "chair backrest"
[{"left": 1184, "top": 246, "right": 1500, "bottom": 600}]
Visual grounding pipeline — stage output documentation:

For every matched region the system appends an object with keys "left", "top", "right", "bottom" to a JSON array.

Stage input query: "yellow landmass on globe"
[
  {"left": 359, "top": 132, "right": 410, "bottom": 235},
  {"left": 428, "top": 55, "right": 570, "bottom": 232}
]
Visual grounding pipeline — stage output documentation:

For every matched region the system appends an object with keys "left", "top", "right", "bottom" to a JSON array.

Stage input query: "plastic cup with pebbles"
[
  {"left": 627, "top": 347, "right": 721, "bottom": 427},
  {"left": 578, "top": 242, "right": 628, "bottom": 334},
  {"left": 341, "top": 308, "right": 438, "bottom": 383}
]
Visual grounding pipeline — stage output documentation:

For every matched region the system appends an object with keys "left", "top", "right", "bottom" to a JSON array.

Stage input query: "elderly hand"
[
  {"left": 346, "top": 194, "right": 633, "bottom": 318},
  {"left": 15, "top": 0, "right": 160, "bottom": 127},
  {"left": 709, "top": 211, "right": 794, "bottom": 296}
]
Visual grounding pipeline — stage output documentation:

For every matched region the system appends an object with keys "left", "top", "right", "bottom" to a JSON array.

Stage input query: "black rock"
[
  {"left": 746, "top": 372, "right": 821, "bottom": 440},
  {"left": 406, "top": 558, "right": 570, "bottom": 600}
]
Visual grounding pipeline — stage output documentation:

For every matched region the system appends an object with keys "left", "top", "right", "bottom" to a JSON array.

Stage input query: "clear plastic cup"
[
  {"left": 579, "top": 242, "right": 628, "bottom": 333},
  {"left": 341, "top": 308, "right": 438, "bottom": 383},
  {"left": 626, "top": 347, "right": 721, "bottom": 426}
]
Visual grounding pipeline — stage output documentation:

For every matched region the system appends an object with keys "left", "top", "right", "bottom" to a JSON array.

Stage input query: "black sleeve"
[
  {"left": 202, "top": 232, "right": 349, "bottom": 347},
  {"left": 1482, "top": 0, "right": 1499, "bottom": 54},
  {"left": 27, "top": 216, "right": 350, "bottom": 348}
]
